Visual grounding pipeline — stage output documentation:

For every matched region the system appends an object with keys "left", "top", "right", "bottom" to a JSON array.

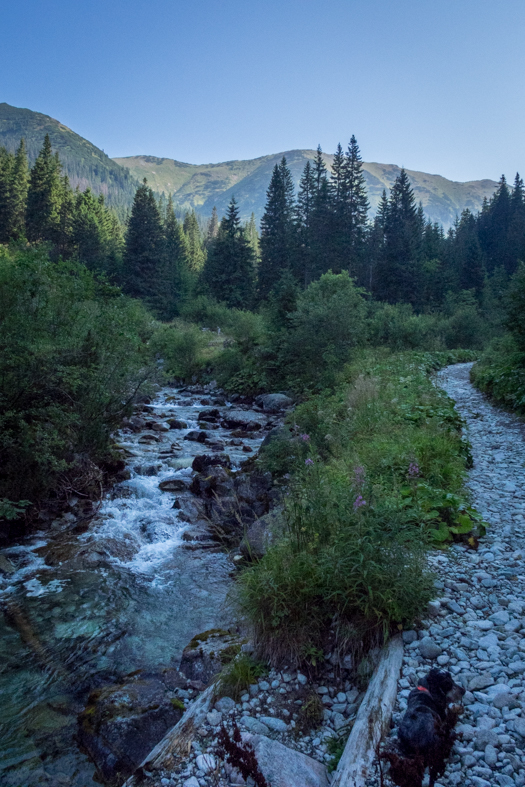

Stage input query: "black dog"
[{"left": 381, "top": 669, "right": 465, "bottom": 787}]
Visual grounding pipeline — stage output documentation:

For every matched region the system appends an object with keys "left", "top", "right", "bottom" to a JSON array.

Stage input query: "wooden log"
[
  {"left": 331, "top": 634, "right": 404, "bottom": 787},
  {"left": 123, "top": 683, "right": 216, "bottom": 786}
]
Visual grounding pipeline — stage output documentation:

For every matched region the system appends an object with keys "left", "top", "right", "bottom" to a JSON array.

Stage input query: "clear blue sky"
[{"left": 1, "top": 0, "right": 524, "bottom": 182}]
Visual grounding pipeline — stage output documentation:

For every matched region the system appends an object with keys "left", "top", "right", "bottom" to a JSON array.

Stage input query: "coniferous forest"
[{"left": 2, "top": 130, "right": 525, "bottom": 521}]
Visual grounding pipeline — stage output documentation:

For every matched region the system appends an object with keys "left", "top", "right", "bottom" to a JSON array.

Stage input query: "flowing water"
[{"left": 0, "top": 387, "right": 271, "bottom": 787}]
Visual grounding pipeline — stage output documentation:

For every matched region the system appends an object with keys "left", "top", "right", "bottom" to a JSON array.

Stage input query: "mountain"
[
  {"left": 0, "top": 103, "right": 138, "bottom": 217},
  {"left": 114, "top": 150, "right": 500, "bottom": 229}
]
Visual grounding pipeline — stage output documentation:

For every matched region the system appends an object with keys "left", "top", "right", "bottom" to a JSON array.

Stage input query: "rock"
[
  {"left": 493, "top": 692, "right": 520, "bottom": 710},
  {"left": 158, "top": 477, "right": 190, "bottom": 492},
  {"left": 196, "top": 753, "right": 216, "bottom": 773},
  {"left": 247, "top": 733, "right": 329, "bottom": 787},
  {"left": 0, "top": 554, "right": 16, "bottom": 575},
  {"left": 402, "top": 630, "right": 418, "bottom": 644},
  {"left": 206, "top": 709, "right": 222, "bottom": 726},
  {"left": 513, "top": 717, "right": 525, "bottom": 738},
  {"left": 240, "top": 716, "right": 270, "bottom": 735},
  {"left": 190, "top": 467, "right": 234, "bottom": 498},
  {"left": 198, "top": 408, "right": 220, "bottom": 422},
  {"left": 77, "top": 672, "right": 183, "bottom": 782},
  {"left": 259, "top": 680, "right": 271, "bottom": 691},
  {"left": 215, "top": 696, "right": 236, "bottom": 713},
  {"left": 469, "top": 672, "right": 495, "bottom": 691},
  {"left": 255, "top": 393, "right": 294, "bottom": 413},
  {"left": 474, "top": 728, "right": 499, "bottom": 749},
  {"left": 167, "top": 419, "right": 188, "bottom": 429},
  {"left": 259, "top": 716, "right": 288, "bottom": 732},
  {"left": 221, "top": 410, "right": 265, "bottom": 430},
  {"left": 297, "top": 673, "right": 308, "bottom": 685},
  {"left": 191, "top": 453, "right": 232, "bottom": 473},
  {"left": 184, "top": 430, "right": 208, "bottom": 443},
  {"left": 179, "top": 629, "right": 241, "bottom": 686},
  {"left": 484, "top": 744, "right": 498, "bottom": 766},
  {"left": 240, "top": 509, "right": 283, "bottom": 560},
  {"left": 490, "top": 610, "right": 510, "bottom": 625},
  {"left": 418, "top": 638, "right": 442, "bottom": 659},
  {"left": 332, "top": 712, "right": 346, "bottom": 731},
  {"left": 183, "top": 778, "right": 200, "bottom": 787}
]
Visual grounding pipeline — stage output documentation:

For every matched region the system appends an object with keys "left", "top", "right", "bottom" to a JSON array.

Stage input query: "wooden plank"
[
  {"left": 123, "top": 683, "right": 216, "bottom": 786},
  {"left": 331, "top": 635, "right": 404, "bottom": 787}
]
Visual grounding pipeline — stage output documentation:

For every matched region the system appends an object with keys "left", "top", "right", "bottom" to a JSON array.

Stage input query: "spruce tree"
[
  {"left": 157, "top": 195, "right": 191, "bottom": 319},
  {"left": 124, "top": 179, "right": 165, "bottom": 305},
  {"left": 206, "top": 206, "right": 219, "bottom": 248},
  {"left": 26, "top": 134, "right": 62, "bottom": 243},
  {"left": 202, "top": 197, "right": 255, "bottom": 308},
  {"left": 9, "top": 139, "right": 28, "bottom": 240},
  {"left": 259, "top": 157, "right": 295, "bottom": 300},
  {"left": 0, "top": 147, "right": 14, "bottom": 243},
  {"left": 295, "top": 159, "right": 316, "bottom": 286},
  {"left": 183, "top": 210, "right": 206, "bottom": 271},
  {"left": 309, "top": 146, "right": 333, "bottom": 279},
  {"left": 341, "top": 135, "right": 369, "bottom": 276}
]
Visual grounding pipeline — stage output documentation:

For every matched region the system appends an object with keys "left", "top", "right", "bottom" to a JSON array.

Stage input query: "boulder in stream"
[
  {"left": 192, "top": 453, "right": 232, "bottom": 473},
  {"left": 159, "top": 477, "right": 191, "bottom": 492},
  {"left": 77, "top": 670, "right": 186, "bottom": 784},
  {"left": 184, "top": 430, "right": 208, "bottom": 443},
  {"left": 179, "top": 628, "right": 244, "bottom": 685},
  {"left": 255, "top": 393, "right": 293, "bottom": 412}
]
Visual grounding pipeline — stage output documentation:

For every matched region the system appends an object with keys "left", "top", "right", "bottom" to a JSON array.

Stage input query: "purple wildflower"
[
  {"left": 301, "top": 433, "right": 310, "bottom": 442},
  {"left": 353, "top": 495, "right": 366, "bottom": 511},
  {"left": 305, "top": 458, "right": 314, "bottom": 466},
  {"left": 353, "top": 465, "right": 365, "bottom": 488},
  {"left": 408, "top": 462, "right": 420, "bottom": 478}
]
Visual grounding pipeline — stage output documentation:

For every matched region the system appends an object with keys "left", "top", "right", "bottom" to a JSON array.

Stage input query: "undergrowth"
[{"left": 236, "top": 350, "right": 485, "bottom": 668}]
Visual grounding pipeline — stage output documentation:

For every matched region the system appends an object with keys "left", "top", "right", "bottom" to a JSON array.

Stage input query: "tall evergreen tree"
[
  {"left": 124, "top": 179, "right": 165, "bottom": 304},
  {"left": 202, "top": 197, "right": 255, "bottom": 308},
  {"left": 244, "top": 212, "right": 260, "bottom": 262},
  {"left": 157, "top": 195, "right": 191, "bottom": 319},
  {"left": 259, "top": 157, "right": 295, "bottom": 299},
  {"left": 206, "top": 206, "right": 219, "bottom": 248},
  {"left": 478, "top": 175, "right": 513, "bottom": 274},
  {"left": 26, "top": 134, "right": 62, "bottom": 243},
  {"left": 183, "top": 210, "right": 206, "bottom": 271},
  {"left": 374, "top": 169, "right": 422, "bottom": 303},
  {"left": 0, "top": 147, "right": 14, "bottom": 243},
  {"left": 309, "top": 146, "right": 332, "bottom": 279},
  {"left": 295, "top": 159, "right": 316, "bottom": 286},
  {"left": 340, "top": 135, "right": 369, "bottom": 276},
  {"left": 9, "top": 139, "right": 28, "bottom": 240}
]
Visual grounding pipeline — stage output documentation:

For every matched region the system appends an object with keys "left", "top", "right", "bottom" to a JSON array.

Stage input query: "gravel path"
[{"left": 384, "top": 363, "right": 525, "bottom": 787}]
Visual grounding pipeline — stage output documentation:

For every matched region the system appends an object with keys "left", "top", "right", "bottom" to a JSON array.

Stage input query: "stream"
[{"left": 0, "top": 386, "right": 275, "bottom": 787}]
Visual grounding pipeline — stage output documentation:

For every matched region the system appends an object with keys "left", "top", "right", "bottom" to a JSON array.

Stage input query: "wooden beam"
[{"left": 331, "top": 635, "right": 404, "bottom": 787}]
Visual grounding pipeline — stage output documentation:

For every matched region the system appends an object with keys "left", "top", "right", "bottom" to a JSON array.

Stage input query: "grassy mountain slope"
[
  {"left": 0, "top": 103, "right": 138, "bottom": 216},
  {"left": 115, "top": 150, "right": 499, "bottom": 228}
]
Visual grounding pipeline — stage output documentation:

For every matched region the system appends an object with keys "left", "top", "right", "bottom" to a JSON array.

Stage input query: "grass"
[
  {"left": 215, "top": 654, "right": 267, "bottom": 701},
  {"left": 471, "top": 334, "right": 525, "bottom": 414},
  {"left": 235, "top": 350, "right": 483, "bottom": 668}
]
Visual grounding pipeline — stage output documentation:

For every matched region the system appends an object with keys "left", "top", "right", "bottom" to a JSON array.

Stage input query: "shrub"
[
  {"left": 151, "top": 321, "right": 210, "bottom": 381},
  {"left": 216, "top": 654, "right": 266, "bottom": 701}
]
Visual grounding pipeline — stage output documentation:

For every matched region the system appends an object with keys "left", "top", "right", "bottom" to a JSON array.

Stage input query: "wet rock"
[
  {"left": 255, "top": 393, "right": 294, "bottom": 413},
  {"left": 159, "top": 477, "right": 191, "bottom": 492},
  {"left": 418, "top": 637, "right": 442, "bottom": 659},
  {"left": 167, "top": 419, "right": 188, "bottom": 429},
  {"left": 221, "top": 410, "right": 265, "bottom": 431},
  {"left": 77, "top": 672, "right": 183, "bottom": 783},
  {"left": 184, "top": 430, "right": 208, "bottom": 443},
  {"left": 246, "top": 733, "right": 329, "bottom": 787},
  {"left": 0, "top": 554, "right": 16, "bottom": 575},
  {"left": 191, "top": 453, "right": 232, "bottom": 473},
  {"left": 179, "top": 629, "right": 242, "bottom": 685},
  {"left": 190, "top": 467, "right": 234, "bottom": 498},
  {"left": 198, "top": 408, "right": 220, "bottom": 423}
]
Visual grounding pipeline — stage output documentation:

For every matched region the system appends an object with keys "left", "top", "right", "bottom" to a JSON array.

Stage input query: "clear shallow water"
[{"left": 0, "top": 388, "right": 268, "bottom": 786}]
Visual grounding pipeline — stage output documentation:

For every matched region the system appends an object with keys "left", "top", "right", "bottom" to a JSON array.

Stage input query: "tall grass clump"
[{"left": 237, "top": 351, "right": 483, "bottom": 667}]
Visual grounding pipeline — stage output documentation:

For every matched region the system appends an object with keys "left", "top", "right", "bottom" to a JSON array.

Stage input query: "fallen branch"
[{"left": 331, "top": 635, "right": 404, "bottom": 787}]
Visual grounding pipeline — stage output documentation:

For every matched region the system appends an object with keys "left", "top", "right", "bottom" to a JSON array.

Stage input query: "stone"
[
  {"left": 246, "top": 733, "right": 329, "bottom": 787},
  {"left": 259, "top": 716, "right": 288, "bottom": 732},
  {"left": 332, "top": 712, "right": 346, "bottom": 731},
  {"left": 493, "top": 692, "right": 521, "bottom": 710},
  {"left": 469, "top": 673, "right": 495, "bottom": 691},
  {"left": 418, "top": 637, "right": 442, "bottom": 659},
  {"left": 167, "top": 418, "right": 188, "bottom": 429},
  {"left": 215, "top": 696, "right": 237, "bottom": 713},
  {"left": 183, "top": 778, "right": 200, "bottom": 787},
  {"left": 240, "top": 509, "right": 283, "bottom": 560},
  {"left": 402, "top": 630, "right": 418, "bottom": 643},
  {"left": 77, "top": 672, "right": 183, "bottom": 782},
  {"left": 196, "top": 753, "right": 216, "bottom": 773},
  {"left": 206, "top": 709, "right": 222, "bottom": 726},
  {"left": 258, "top": 680, "right": 270, "bottom": 691},
  {"left": 158, "top": 477, "right": 189, "bottom": 492},
  {"left": 0, "top": 554, "right": 16, "bottom": 574},
  {"left": 484, "top": 743, "right": 498, "bottom": 766},
  {"left": 297, "top": 673, "right": 308, "bottom": 685},
  {"left": 180, "top": 629, "right": 241, "bottom": 686},
  {"left": 240, "top": 716, "right": 270, "bottom": 735},
  {"left": 184, "top": 430, "right": 208, "bottom": 443},
  {"left": 255, "top": 393, "right": 294, "bottom": 413},
  {"left": 474, "top": 728, "right": 499, "bottom": 749},
  {"left": 513, "top": 717, "right": 525, "bottom": 738},
  {"left": 191, "top": 453, "right": 232, "bottom": 473},
  {"left": 490, "top": 610, "right": 510, "bottom": 626}
]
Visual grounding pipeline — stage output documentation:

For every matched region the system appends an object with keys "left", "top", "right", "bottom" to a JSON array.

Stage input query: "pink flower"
[
  {"left": 353, "top": 495, "right": 366, "bottom": 511},
  {"left": 408, "top": 462, "right": 420, "bottom": 478},
  {"left": 301, "top": 433, "right": 310, "bottom": 442},
  {"left": 305, "top": 458, "right": 314, "bottom": 466},
  {"left": 353, "top": 465, "right": 365, "bottom": 488}
]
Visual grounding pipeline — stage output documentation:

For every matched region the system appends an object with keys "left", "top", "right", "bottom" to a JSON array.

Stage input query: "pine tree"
[
  {"left": 157, "top": 195, "right": 191, "bottom": 319},
  {"left": 374, "top": 169, "right": 422, "bottom": 303},
  {"left": 26, "top": 134, "right": 62, "bottom": 243},
  {"left": 478, "top": 175, "right": 513, "bottom": 274},
  {"left": 363, "top": 189, "right": 388, "bottom": 292},
  {"left": 244, "top": 212, "right": 260, "bottom": 261},
  {"left": 9, "top": 139, "right": 28, "bottom": 240},
  {"left": 507, "top": 173, "right": 525, "bottom": 270},
  {"left": 124, "top": 179, "right": 165, "bottom": 304},
  {"left": 183, "top": 210, "right": 206, "bottom": 271},
  {"left": 258, "top": 157, "right": 295, "bottom": 300},
  {"left": 295, "top": 160, "right": 316, "bottom": 286},
  {"left": 341, "top": 135, "right": 369, "bottom": 276},
  {"left": 206, "top": 206, "right": 219, "bottom": 248},
  {"left": 202, "top": 197, "right": 255, "bottom": 308},
  {"left": 309, "top": 146, "right": 332, "bottom": 280},
  {"left": 0, "top": 147, "right": 14, "bottom": 243}
]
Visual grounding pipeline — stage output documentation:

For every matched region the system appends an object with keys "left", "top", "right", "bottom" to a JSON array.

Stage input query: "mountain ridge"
[{"left": 113, "top": 151, "right": 500, "bottom": 229}]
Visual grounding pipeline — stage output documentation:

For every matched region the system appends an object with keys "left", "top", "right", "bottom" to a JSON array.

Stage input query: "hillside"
[
  {"left": 0, "top": 103, "right": 138, "bottom": 216},
  {"left": 114, "top": 150, "right": 499, "bottom": 228}
]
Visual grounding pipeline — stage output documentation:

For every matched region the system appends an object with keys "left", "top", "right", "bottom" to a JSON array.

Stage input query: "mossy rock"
[{"left": 180, "top": 628, "right": 244, "bottom": 686}]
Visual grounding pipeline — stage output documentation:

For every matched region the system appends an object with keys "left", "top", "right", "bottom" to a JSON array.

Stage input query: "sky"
[{"left": 1, "top": 0, "right": 524, "bottom": 182}]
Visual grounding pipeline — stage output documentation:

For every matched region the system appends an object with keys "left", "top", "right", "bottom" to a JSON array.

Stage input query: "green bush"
[
  {"left": 367, "top": 302, "right": 446, "bottom": 351},
  {"left": 0, "top": 246, "right": 155, "bottom": 505},
  {"left": 151, "top": 321, "right": 210, "bottom": 381},
  {"left": 471, "top": 334, "right": 525, "bottom": 413}
]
